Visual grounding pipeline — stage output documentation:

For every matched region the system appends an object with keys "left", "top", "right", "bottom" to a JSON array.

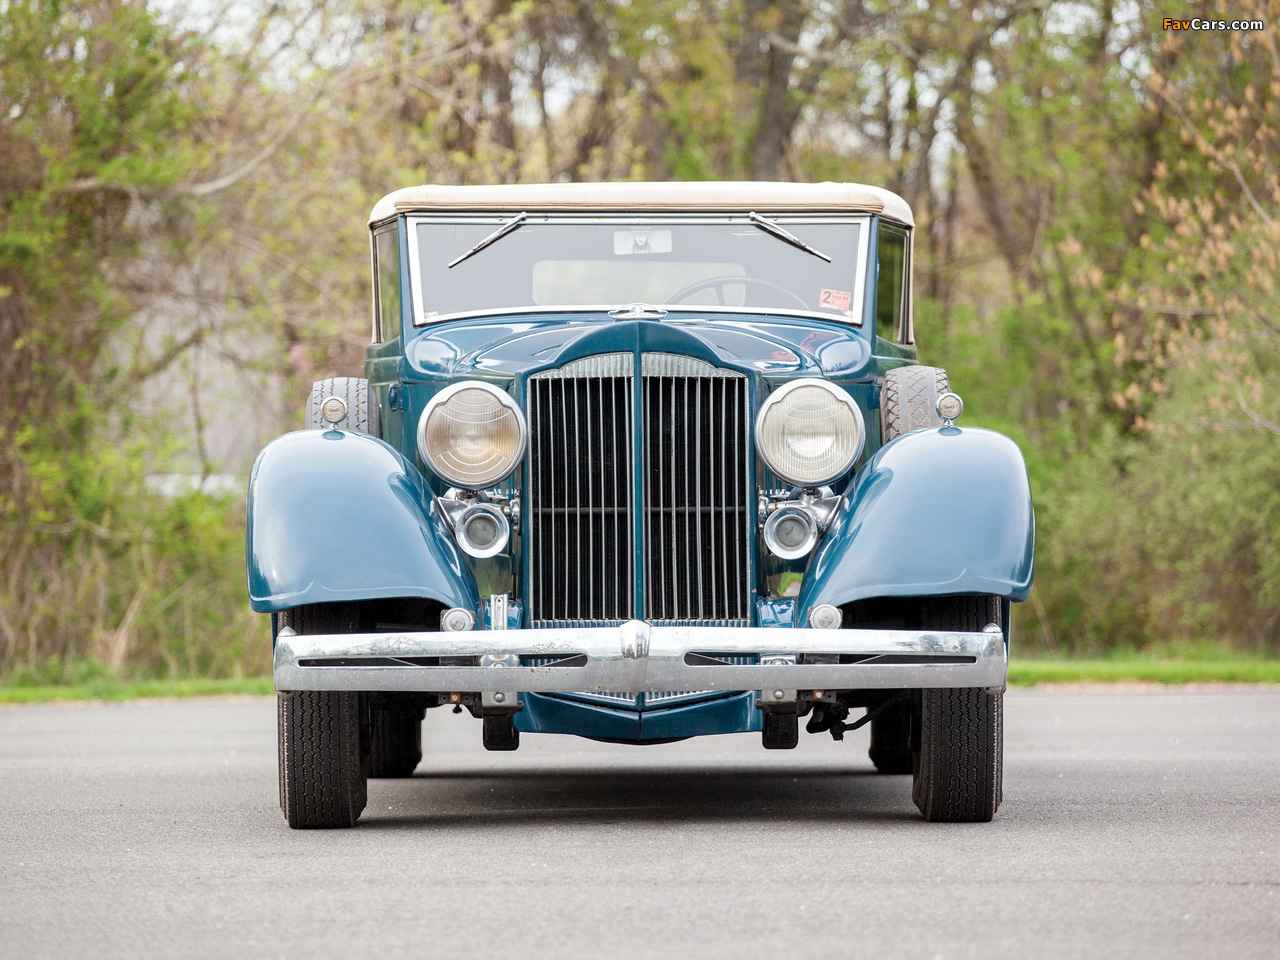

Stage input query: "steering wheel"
[{"left": 666, "top": 276, "right": 810, "bottom": 310}]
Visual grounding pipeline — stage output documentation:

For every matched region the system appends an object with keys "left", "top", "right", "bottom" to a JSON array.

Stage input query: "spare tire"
[{"left": 307, "top": 377, "right": 380, "bottom": 435}]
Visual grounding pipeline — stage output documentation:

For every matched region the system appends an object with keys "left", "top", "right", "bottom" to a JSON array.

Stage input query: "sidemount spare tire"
[
  {"left": 308, "top": 377, "right": 380, "bottom": 435},
  {"left": 880, "top": 365, "right": 949, "bottom": 441}
]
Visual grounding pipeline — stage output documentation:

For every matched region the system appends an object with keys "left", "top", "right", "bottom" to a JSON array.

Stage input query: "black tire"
[
  {"left": 277, "top": 603, "right": 369, "bottom": 829},
  {"left": 911, "top": 595, "right": 1004, "bottom": 822},
  {"left": 308, "top": 377, "right": 380, "bottom": 435},
  {"left": 369, "top": 706, "right": 423, "bottom": 778},
  {"left": 868, "top": 701, "right": 913, "bottom": 774},
  {"left": 880, "top": 365, "right": 949, "bottom": 441}
]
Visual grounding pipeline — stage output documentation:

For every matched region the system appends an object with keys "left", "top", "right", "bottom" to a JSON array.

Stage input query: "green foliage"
[
  {"left": 1030, "top": 360, "right": 1280, "bottom": 655},
  {"left": 0, "top": 1, "right": 251, "bottom": 681},
  {"left": 1, "top": 428, "right": 264, "bottom": 679}
]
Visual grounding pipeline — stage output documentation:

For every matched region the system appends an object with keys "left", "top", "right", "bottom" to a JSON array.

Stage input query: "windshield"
[{"left": 409, "top": 215, "right": 866, "bottom": 323}]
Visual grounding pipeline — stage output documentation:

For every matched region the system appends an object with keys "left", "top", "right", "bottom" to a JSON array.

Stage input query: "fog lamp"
[
  {"left": 763, "top": 506, "right": 818, "bottom": 560},
  {"left": 455, "top": 503, "right": 510, "bottom": 558}
]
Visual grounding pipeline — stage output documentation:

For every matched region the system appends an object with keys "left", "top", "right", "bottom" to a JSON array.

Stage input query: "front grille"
[
  {"left": 528, "top": 353, "right": 751, "bottom": 624},
  {"left": 528, "top": 355, "right": 635, "bottom": 622},
  {"left": 643, "top": 369, "right": 751, "bottom": 620}
]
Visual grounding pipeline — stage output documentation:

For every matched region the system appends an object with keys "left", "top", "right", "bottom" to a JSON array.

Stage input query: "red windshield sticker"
[{"left": 819, "top": 288, "right": 852, "bottom": 310}]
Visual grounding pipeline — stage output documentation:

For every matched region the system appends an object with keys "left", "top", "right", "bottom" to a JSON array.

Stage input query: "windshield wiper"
[
  {"left": 748, "top": 211, "right": 831, "bottom": 263},
  {"left": 447, "top": 211, "right": 528, "bottom": 268}
]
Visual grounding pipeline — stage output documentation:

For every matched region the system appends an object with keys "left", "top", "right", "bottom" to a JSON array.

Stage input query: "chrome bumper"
[{"left": 273, "top": 621, "right": 1007, "bottom": 694}]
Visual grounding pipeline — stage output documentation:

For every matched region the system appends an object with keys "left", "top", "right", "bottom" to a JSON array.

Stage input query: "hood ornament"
[{"left": 608, "top": 303, "right": 668, "bottom": 320}]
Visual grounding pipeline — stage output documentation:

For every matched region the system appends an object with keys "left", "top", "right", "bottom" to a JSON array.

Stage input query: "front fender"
[
  {"left": 798, "top": 427, "right": 1035, "bottom": 610},
  {"left": 246, "top": 429, "right": 476, "bottom": 613}
]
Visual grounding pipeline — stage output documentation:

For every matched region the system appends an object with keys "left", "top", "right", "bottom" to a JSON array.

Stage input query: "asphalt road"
[{"left": 1, "top": 688, "right": 1277, "bottom": 959}]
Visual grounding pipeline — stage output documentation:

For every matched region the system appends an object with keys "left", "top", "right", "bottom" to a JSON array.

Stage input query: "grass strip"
[
  {"left": 1009, "top": 659, "right": 1280, "bottom": 685},
  {"left": 0, "top": 676, "right": 274, "bottom": 704}
]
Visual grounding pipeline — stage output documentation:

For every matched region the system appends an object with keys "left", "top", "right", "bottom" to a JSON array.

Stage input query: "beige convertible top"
[{"left": 369, "top": 181, "right": 913, "bottom": 227}]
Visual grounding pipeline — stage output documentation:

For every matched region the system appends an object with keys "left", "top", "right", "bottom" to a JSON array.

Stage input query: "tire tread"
[
  {"left": 881, "top": 365, "right": 949, "bottom": 441},
  {"left": 911, "top": 595, "right": 1004, "bottom": 822},
  {"left": 277, "top": 603, "right": 368, "bottom": 829},
  {"left": 307, "top": 377, "right": 380, "bottom": 435}
]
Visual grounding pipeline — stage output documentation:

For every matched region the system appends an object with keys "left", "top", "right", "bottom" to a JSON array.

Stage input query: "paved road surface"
[{"left": 2, "top": 688, "right": 1277, "bottom": 959}]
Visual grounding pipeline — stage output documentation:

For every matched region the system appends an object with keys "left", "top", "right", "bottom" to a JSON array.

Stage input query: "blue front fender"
[
  {"left": 798, "top": 427, "right": 1035, "bottom": 610},
  {"left": 246, "top": 430, "right": 477, "bottom": 613}
]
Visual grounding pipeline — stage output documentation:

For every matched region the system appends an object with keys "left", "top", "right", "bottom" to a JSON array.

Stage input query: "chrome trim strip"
[
  {"left": 408, "top": 305, "right": 866, "bottom": 328},
  {"left": 620, "top": 374, "right": 637, "bottom": 619},
  {"left": 274, "top": 624, "right": 1007, "bottom": 692},
  {"left": 530, "top": 619, "right": 750, "bottom": 629}
]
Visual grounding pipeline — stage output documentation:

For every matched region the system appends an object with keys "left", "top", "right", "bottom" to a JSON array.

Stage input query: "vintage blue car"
[{"left": 247, "top": 182, "right": 1034, "bottom": 828}]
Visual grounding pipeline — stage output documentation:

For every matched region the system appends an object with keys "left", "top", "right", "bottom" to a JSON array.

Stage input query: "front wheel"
[
  {"left": 278, "top": 690, "right": 368, "bottom": 828},
  {"left": 911, "top": 595, "right": 1004, "bottom": 822},
  {"left": 277, "top": 602, "right": 369, "bottom": 829}
]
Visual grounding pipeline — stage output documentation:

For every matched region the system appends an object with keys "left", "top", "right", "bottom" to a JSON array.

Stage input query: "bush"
[
  {"left": 926, "top": 297, "right": 1279, "bottom": 656},
  {"left": 0, "top": 434, "right": 265, "bottom": 681}
]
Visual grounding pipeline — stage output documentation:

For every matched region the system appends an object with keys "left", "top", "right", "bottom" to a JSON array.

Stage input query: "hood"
[{"left": 405, "top": 311, "right": 873, "bottom": 382}]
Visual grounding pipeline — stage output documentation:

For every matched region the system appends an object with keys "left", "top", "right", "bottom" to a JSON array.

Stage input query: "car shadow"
[{"left": 357, "top": 764, "right": 921, "bottom": 830}]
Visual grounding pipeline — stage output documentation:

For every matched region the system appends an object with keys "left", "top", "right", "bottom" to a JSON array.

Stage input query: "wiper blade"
[
  {"left": 748, "top": 211, "right": 831, "bottom": 263},
  {"left": 448, "top": 211, "right": 528, "bottom": 268}
]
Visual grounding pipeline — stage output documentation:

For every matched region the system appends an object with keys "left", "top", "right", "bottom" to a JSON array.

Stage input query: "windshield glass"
[{"left": 410, "top": 215, "right": 865, "bottom": 323}]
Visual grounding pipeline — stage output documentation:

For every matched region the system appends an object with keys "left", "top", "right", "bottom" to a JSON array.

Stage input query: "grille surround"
[{"left": 526, "top": 353, "right": 753, "bottom": 627}]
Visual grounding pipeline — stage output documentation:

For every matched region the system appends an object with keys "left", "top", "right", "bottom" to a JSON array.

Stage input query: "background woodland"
[{"left": 1, "top": 0, "right": 1277, "bottom": 680}]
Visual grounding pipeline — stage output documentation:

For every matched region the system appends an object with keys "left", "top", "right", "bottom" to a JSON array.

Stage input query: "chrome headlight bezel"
[
  {"left": 755, "top": 379, "right": 866, "bottom": 487},
  {"left": 416, "top": 381, "right": 527, "bottom": 489}
]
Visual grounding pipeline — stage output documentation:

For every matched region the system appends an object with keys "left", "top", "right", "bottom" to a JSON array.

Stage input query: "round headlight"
[
  {"left": 417, "top": 382, "right": 526, "bottom": 489},
  {"left": 755, "top": 380, "right": 865, "bottom": 487}
]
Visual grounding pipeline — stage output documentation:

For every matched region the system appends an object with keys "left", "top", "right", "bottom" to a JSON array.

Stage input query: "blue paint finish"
[
  {"left": 515, "top": 692, "right": 762, "bottom": 739},
  {"left": 639, "top": 692, "right": 762, "bottom": 738},
  {"left": 798, "top": 426, "right": 1035, "bottom": 612},
  {"left": 246, "top": 429, "right": 477, "bottom": 613},
  {"left": 515, "top": 695, "right": 644, "bottom": 739},
  {"left": 402, "top": 312, "right": 875, "bottom": 383},
  {"left": 756, "top": 598, "right": 797, "bottom": 628}
]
